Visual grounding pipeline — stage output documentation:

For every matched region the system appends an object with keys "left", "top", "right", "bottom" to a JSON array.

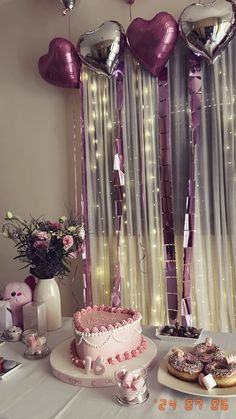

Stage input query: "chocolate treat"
[{"left": 160, "top": 322, "right": 200, "bottom": 339}]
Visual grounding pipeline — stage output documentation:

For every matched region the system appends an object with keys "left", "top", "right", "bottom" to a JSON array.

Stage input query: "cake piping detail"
[
  {"left": 73, "top": 305, "right": 141, "bottom": 336},
  {"left": 75, "top": 322, "right": 142, "bottom": 349},
  {"left": 70, "top": 337, "right": 148, "bottom": 369}
]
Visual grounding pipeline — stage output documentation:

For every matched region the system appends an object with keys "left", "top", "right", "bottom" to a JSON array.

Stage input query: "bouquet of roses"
[{"left": 1, "top": 211, "right": 85, "bottom": 279}]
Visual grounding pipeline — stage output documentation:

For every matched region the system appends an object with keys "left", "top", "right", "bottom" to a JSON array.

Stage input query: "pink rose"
[
  {"left": 47, "top": 222, "right": 61, "bottom": 231},
  {"left": 77, "top": 242, "right": 86, "bottom": 254},
  {"left": 33, "top": 240, "right": 48, "bottom": 249},
  {"left": 32, "top": 230, "right": 49, "bottom": 241},
  {"left": 63, "top": 235, "right": 74, "bottom": 251}
]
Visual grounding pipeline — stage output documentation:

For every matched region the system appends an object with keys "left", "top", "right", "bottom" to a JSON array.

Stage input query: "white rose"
[
  {"left": 68, "top": 226, "right": 76, "bottom": 233},
  {"left": 5, "top": 211, "right": 13, "bottom": 220},
  {"left": 78, "top": 225, "right": 85, "bottom": 240},
  {"left": 59, "top": 216, "right": 67, "bottom": 223}
]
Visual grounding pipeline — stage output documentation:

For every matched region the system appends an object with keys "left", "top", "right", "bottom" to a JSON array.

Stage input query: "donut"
[
  {"left": 191, "top": 337, "right": 225, "bottom": 363},
  {"left": 167, "top": 349, "right": 204, "bottom": 382},
  {"left": 204, "top": 358, "right": 236, "bottom": 388}
]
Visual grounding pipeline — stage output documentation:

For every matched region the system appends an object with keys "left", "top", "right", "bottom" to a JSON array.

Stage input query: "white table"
[{"left": 0, "top": 318, "right": 235, "bottom": 419}]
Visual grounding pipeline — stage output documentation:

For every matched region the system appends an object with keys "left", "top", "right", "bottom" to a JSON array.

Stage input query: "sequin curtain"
[
  {"left": 81, "top": 50, "right": 166, "bottom": 325},
  {"left": 120, "top": 51, "right": 165, "bottom": 325},
  {"left": 169, "top": 40, "right": 236, "bottom": 332},
  {"left": 81, "top": 68, "right": 117, "bottom": 305},
  {"left": 191, "top": 40, "right": 236, "bottom": 332}
]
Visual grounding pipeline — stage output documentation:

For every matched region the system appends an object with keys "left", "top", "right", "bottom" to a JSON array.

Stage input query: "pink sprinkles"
[
  {"left": 191, "top": 343, "right": 225, "bottom": 363},
  {"left": 205, "top": 360, "right": 236, "bottom": 378},
  {"left": 168, "top": 353, "right": 203, "bottom": 375}
]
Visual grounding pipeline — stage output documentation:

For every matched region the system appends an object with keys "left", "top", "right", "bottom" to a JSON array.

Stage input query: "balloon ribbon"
[
  {"left": 181, "top": 54, "right": 202, "bottom": 326},
  {"left": 110, "top": 64, "right": 125, "bottom": 307},
  {"left": 158, "top": 68, "right": 178, "bottom": 324}
]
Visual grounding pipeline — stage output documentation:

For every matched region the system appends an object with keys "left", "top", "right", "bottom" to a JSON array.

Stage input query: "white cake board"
[{"left": 50, "top": 336, "right": 157, "bottom": 387}]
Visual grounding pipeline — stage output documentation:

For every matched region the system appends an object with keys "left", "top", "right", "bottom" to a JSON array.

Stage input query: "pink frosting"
[
  {"left": 73, "top": 306, "right": 141, "bottom": 333},
  {"left": 70, "top": 336, "right": 147, "bottom": 369}
]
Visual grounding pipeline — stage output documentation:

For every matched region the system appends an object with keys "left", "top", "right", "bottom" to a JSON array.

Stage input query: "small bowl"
[
  {"left": 155, "top": 325, "right": 203, "bottom": 345},
  {"left": 6, "top": 326, "right": 23, "bottom": 342}
]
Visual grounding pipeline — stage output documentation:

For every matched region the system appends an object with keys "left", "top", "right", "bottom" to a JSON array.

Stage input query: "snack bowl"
[{"left": 155, "top": 324, "right": 203, "bottom": 345}]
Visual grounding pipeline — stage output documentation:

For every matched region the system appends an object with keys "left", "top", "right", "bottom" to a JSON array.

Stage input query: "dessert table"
[{"left": 0, "top": 318, "right": 235, "bottom": 419}]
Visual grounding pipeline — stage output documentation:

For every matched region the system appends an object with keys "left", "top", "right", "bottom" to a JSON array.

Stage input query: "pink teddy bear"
[{"left": 1, "top": 279, "right": 33, "bottom": 328}]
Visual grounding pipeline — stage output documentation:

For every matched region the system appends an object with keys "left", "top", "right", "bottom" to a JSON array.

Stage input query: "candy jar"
[
  {"left": 24, "top": 331, "right": 50, "bottom": 359},
  {"left": 114, "top": 366, "right": 149, "bottom": 405}
]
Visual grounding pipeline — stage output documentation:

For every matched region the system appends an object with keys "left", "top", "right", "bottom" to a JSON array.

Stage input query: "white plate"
[
  {"left": 157, "top": 347, "right": 236, "bottom": 398},
  {"left": 50, "top": 336, "right": 158, "bottom": 387},
  {"left": 155, "top": 326, "right": 203, "bottom": 345}
]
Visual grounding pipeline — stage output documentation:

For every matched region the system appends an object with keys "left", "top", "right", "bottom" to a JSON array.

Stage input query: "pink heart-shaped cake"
[
  {"left": 127, "top": 12, "right": 178, "bottom": 77},
  {"left": 38, "top": 37, "right": 81, "bottom": 88},
  {"left": 71, "top": 305, "right": 146, "bottom": 370}
]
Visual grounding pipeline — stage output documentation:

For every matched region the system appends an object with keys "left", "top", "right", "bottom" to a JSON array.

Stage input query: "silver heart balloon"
[
  {"left": 77, "top": 21, "right": 125, "bottom": 77},
  {"left": 60, "top": 0, "right": 77, "bottom": 15},
  {"left": 179, "top": 0, "right": 235, "bottom": 63}
]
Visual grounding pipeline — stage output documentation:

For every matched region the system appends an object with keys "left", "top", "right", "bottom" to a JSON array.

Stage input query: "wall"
[{"left": 0, "top": 0, "right": 193, "bottom": 315}]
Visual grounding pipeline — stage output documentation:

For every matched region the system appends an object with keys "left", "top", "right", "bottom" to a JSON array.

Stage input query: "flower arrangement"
[{"left": 1, "top": 211, "right": 85, "bottom": 279}]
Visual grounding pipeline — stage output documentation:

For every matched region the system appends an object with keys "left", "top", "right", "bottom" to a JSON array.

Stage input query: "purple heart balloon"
[
  {"left": 38, "top": 38, "right": 81, "bottom": 88},
  {"left": 127, "top": 12, "right": 178, "bottom": 77}
]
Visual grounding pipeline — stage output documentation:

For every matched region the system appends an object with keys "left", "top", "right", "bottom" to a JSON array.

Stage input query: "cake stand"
[{"left": 50, "top": 336, "right": 157, "bottom": 387}]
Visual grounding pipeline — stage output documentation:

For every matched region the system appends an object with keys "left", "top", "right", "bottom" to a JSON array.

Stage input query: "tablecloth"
[{"left": 0, "top": 318, "right": 235, "bottom": 419}]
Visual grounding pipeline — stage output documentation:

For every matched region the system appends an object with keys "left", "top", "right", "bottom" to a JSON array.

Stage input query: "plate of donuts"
[{"left": 158, "top": 345, "right": 236, "bottom": 398}]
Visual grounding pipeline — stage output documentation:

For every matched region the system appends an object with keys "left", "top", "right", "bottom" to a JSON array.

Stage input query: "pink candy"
[
  {"left": 116, "top": 369, "right": 147, "bottom": 402},
  {"left": 123, "top": 371, "right": 134, "bottom": 386},
  {"left": 132, "top": 376, "right": 145, "bottom": 390}
]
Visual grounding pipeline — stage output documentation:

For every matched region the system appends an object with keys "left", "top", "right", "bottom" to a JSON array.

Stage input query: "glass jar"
[
  {"left": 23, "top": 331, "right": 50, "bottom": 360},
  {"left": 114, "top": 366, "right": 149, "bottom": 405}
]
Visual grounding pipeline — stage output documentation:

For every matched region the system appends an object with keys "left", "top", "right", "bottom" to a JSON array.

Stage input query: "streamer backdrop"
[{"left": 80, "top": 40, "right": 236, "bottom": 331}]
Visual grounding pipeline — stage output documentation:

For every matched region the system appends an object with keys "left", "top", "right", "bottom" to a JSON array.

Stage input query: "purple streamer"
[
  {"left": 181, "top": 54, "right": 201, "bottom": 326},
  {"left": 80, "top": 80, "right": 93, "bottom": 308},
  {"left": 158, "top": 70, "right": 178, "bottom": 324},
  {"left": 110, "top": 63, "right": 125, "bottom": 308}
]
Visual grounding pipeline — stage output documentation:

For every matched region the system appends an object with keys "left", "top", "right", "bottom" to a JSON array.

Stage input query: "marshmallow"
[
  {"left": 226, "top": 354, "right": 236, "bottom": 365},
  {"left": 198, "top": 373, "right": 205, "bottom": 388},
  {"left": 205, "top": 337, "right": 213, "bottom": 347},
  {"left": 132, "top": 376, "right": 145, "bottom": 391},
  {"left": 202, "top": 374, "right": 217, "bottom": 390},
  {"left": 123, "top": 371, "right": 134, "bottom": 385},
  {"left": 123, "top": 388, "right": 136, "bottom": 402}
]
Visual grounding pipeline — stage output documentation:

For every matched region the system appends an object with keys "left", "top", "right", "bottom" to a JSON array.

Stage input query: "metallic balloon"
[
  {"left": 38, "top": 38, "right": 81, "bottom": 89},
  {"left": 126, "top": 12, "right": 178, "bottom": 77},
  {"left": 179, "top": 0, "right": 235, "bottom": 63},
  {"left": 60, "top": 0, "right": 77, "bottom": 15},
  {"left": 77, "top": 21, "right": 125, "bottom": 77}
]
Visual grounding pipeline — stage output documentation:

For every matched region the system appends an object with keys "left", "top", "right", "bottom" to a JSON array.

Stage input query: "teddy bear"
[{"left": 0, "top": 277, "right": 35, "bottom": 328}]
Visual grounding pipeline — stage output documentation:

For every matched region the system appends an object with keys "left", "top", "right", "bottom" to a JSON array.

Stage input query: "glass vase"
[{"left": 33, "top": 277, "right": 62, "bottom": 331}]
